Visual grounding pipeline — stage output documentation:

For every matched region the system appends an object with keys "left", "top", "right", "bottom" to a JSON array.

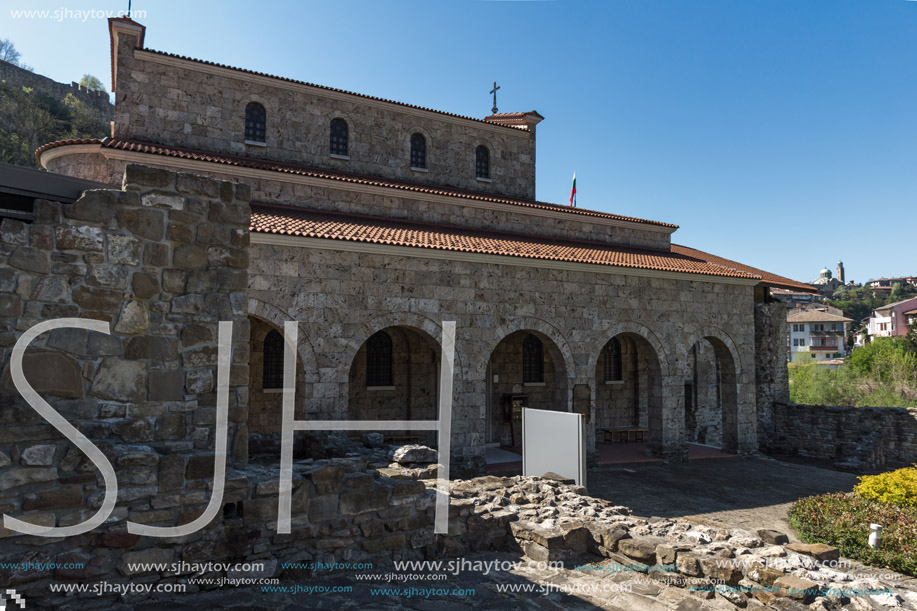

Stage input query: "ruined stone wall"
[
  {"left": 111, "top": 29, "right": 537, "bottom": 200},
  {"left": 0, "top": 59, "right": 114, "bottom": 118},
  {"left": 763, "top": 402, "right": 917, "bottom": 472},
  {"left": 754, "top": 300, "right": 789, "bottom": 448},
  {"left": 0, "top": 164, "right": 255, "bottom": 596},
  {"left": 43, "top": 153, "right": 672, "bottom": 250}
]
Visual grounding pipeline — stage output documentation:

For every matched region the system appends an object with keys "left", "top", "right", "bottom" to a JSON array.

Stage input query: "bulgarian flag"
[{"left": 569, "top": 172, "right": 577, "bottom": 207}]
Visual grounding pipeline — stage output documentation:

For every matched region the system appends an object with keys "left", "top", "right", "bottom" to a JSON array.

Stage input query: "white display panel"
[{"left": 521, "top": 408, "right": 586, "bottom": 486}]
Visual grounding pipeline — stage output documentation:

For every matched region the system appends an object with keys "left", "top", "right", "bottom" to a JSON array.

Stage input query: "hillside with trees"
[{"left": 0, "top": 39, "right": 110, "bottom": 168}]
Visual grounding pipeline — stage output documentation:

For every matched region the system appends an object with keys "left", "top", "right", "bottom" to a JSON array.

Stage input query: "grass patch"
[{"left": 789, "top": 492, "right": 917, "bottom": 577}]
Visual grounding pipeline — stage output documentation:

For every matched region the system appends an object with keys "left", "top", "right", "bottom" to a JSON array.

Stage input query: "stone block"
[
  {"left": 699, "top": 557, "right": 743, "bottom": 587},
  {"left": 148, "top": 371, "right": 184, "bottom": 402},
  {"left": 118, "top": 208, "right": 165, "bottom": 241},
  {"left": 64, "top": 189, "right": 119, "bottom": 224},
  {"left": 89, "top": 358, "right": 146, "bottom": 402},
  {"left": 0, "top": 294, "right": 20, "bottom": 317},
  {"left": 114, "top": 300, "right": 150, "bottom": 334},
  {"left": 144, "top": 242, "right": 170, "bottom": 267},
  {"left": 109, "top": 234, "right": 142, "bottom": 265},
  {"left": 21, "top": 444, "right": 56, "bottom": 466},
  {"left": 0, "top": 467, "right": 58, "bottom": 490},
  {"left": 1, "top": 351, "right": 83, "bottom": 399},
  {"left": 56, "top": 225, "right": 104, "bottom": 251},
  {"left": 619, "top": 537, "right": 665, "bottom": 565},
  {"left": 120, "top": 548, "right": 173, "bottom": 576},
  {"left": 141, "top": 192, "right": 185, "bottom": 210},
  {"left": 173, "top": 244, "right": 208, "bottom": 269},
  {"left": 185, "top": 369, "right": 214, "bottom": 393},
  {"left": 125, "top": 336, "right": 179, "bottom": 361},
  {"left": 158, "top": 454, "right": 186, "bottom": 491},
  {"left": 177, "top": 172, "right": 221, "bottom": 198},
  {"left": 675, "top": 552, "right": 703, "bottom": 577},
  {"left": 785, "top": 542, "right": 840, "bottom": 562},
  {"left": 393, "top": 444, "right": 438, "bottom": 465},
  {"left": 756, "top": 529, "right": 789, "bottom": 545},
  {"left": 124, "top": 164, "right": 174, "bottom": 189},
  {"left": 8, "top": 246, "right": 50, "bottom": 274},
  {"left": 131, "top": 272, "right": 160, "bottom": 299},
  {"left": 772, "top": 575, "right": 821, "bottom": 603},
  {"left": 339, "top": 488, "right": 390, "bottom": 515},
  {"left": 73, "top": 285, "right": 122, "bottom": 312},
  {"left": 23, "top": 486, "right": 83, "bottom": 510}
]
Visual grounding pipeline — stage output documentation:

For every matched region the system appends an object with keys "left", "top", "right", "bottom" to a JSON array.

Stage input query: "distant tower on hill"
[{"left": 836, "top": 261, "right": 845, "bottom": 285}]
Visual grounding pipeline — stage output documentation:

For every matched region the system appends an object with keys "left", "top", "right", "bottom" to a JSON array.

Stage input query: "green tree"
[
  {"left": 62, "top": 93, "right": 107, "bottom": 138},
  {"left": 78, "top": 74, "right": 106, "bottom": 93},
  {"left": 0, "top": 38, "right": 33, "bottom": 71}
]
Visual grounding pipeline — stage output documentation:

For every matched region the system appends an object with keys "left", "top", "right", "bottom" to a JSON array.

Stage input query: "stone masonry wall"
[
  {"left": 44, "top": 153, "right": 672, "bottom": 250},
  {"left": 0, "top": 165, "right": 253, "bottom": 598},
  {"left": 762, "top": 402, "right": 917, "bottom": 472},
  {"left": 112, "top": 28, "right": 537, "bottom": 200},
  {"left": 247, "top": 241, "right": 760, "bottom": 462},
  {"left": 754, "top": 300, "right": 789, "bottom": 448}
]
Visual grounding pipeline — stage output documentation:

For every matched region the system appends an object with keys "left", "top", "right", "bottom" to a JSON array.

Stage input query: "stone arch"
[
  {"left": 478, "top": 317, "right": 576, "bottom": 381},
  {"left": 247, "top": 297, "right": 319, "bottom": 385},
  {"left": 344, "top": 314, "right": 448, "bottom": 441},
  {"left": 680, "top": 326, "right": 742, "bottom": 452},
  {"left": 585, "top": 321, "right": 671, "bottom": 378},
  {"left": 589, "top": 322, "right": 667, "bottom": 457},
  {"left": 340, "top": 312, "right": 463, "bottom": 379},
  {"left": 680, "top": 327, "right": 744, "bottom": 379},
  {"left": 482, "top": 318, "right": 575, "bottom": 447}
]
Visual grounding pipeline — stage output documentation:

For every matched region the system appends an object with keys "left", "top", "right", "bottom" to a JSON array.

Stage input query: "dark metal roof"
[{"left": 0, "top": 163, "right": 109, "bottom": 222}]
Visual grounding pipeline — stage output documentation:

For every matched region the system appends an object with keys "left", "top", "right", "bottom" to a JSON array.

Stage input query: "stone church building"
[{"left": 33, "top": 17, "right": 814, "bottom": 471}]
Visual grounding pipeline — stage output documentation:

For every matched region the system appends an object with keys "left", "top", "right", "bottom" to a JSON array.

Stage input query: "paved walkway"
[{"left": 586, "top": 455, "right": 861, "bottom": 539}]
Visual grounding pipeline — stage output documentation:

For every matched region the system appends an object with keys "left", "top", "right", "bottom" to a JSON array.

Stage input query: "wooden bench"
[{"left": 603, "top": 427, "right": 647, "bottom": 444}]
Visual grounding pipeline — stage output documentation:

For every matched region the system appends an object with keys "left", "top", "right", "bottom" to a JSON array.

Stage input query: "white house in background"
[
  {"left": 865, "top": 296, "right": 917, "bottom": 342},
  {"left": 787, "top": 309, "right": 852, "bottom": 362}
]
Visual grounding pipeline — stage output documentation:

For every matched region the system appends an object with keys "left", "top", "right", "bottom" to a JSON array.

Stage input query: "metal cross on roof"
[{"left": 490, "top": 81, "right": 500, "bottom": 115}]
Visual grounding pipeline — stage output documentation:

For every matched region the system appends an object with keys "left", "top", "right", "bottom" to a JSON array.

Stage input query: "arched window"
[
  {"left": 262, "top": 330, "right": 284, "bottom": 389},
  {"left": 603, "top": 337, "right": 623, "bottom": 382},
  {"left": 475, "top": 145, "right": 490, "bottom": 179},
  {"left": 330, "top": 118, "right": 349, "bottom": 156},
  {"left": 366, "top": 331, "right": 393, "bottom": 387},
  {"left": 522, "top": 334, "right": 543, "bottom": 384},
  {"left": 245, "top": 102, "right": 266, "bottom": 143},
  {"left": 410, "top": 133, "right": 426, "bottom": 169}
]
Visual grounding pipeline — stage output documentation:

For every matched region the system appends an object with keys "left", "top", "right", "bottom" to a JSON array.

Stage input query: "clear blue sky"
[{"left": 5, "top": 0, "right": 915, "bottom": 285}]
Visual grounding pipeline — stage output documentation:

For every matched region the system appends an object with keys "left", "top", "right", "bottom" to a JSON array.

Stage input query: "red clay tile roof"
[
  {"left": 35, "top": 137, "right": 678, "bottom": 229},
  {"left": 671, "top": 244, "right": 816, "bottom": 293},
  {"left": 787, "top": 310, "right": 853, "bottom": 323},
  {"left": 250, "top": 202, "right": 756, "bottom": 280},
  {"left": 484, "top": 111, "right": 545, "bottom": 126},
  {"left": 137, "top": 47, "right": 531, "bottom": 132}
]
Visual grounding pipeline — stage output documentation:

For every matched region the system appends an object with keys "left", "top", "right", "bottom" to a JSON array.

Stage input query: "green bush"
[
  {"left": 789, "top": 492, "right": 917, "bottom": 577},
  {"left": 855, "top": 467, "right": 917, "bottom": 507},
  {"left": 788, "top": 341, "right": 917, "bottom": 408}
]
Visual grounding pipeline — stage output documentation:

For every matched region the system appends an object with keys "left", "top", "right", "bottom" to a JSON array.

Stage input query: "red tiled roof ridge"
[
  {"left": 36, "top": 137, "right": 677, "bottom": 229},
  {"left": 249, "top": 203, "right": 758, "bottom": 280},
  {"left": 139, "top": 47, "right": 531, "bottom": 133},
  {"left": 252, "top": 201, "right": 687, "bottom": 255},
  {"left": 34, "top": 138, "right": 103, "bottom": 162},
  {"left": 671, "top": 244, "right": 815, "bottom": 293}
]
